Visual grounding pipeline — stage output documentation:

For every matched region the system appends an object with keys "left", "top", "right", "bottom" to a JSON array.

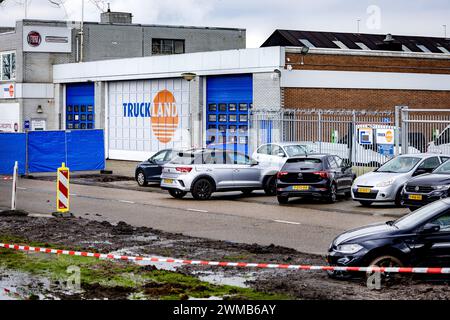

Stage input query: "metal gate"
[
  {"left": 399, "top": 106, "right": 450, "bottom": 155},
  {"left": 249, "top": 109, "right": 398, "bottom": 176}
]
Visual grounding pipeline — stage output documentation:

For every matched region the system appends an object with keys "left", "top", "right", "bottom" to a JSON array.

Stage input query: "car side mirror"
[
  {"left": 420, "top": 223, "right": 440, "bottom": 234},
  {"left": 148, "top": 158, "right": 155, "bottom": 164},
  {"left": 277, "top": 152, "right": 286, "bottom": 158},
  {"left": 413, "top": 168, "right": 427, "bottom": 176},
  {"left": 250, "top": 160, "right": 259, "bottom": 166}
]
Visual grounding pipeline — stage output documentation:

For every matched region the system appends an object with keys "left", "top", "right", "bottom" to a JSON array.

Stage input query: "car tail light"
[
  {"left": 176, "top": 167, "right": 192, "bottom": 173},
  {"left": 313, "top": 171, "right": 329, "bottom": 178},
  {"left": 277, "top": 171, "right": 288, "bottom": 178}
]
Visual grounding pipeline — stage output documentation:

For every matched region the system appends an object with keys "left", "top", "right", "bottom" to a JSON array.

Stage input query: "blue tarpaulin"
[
  {"left": 66, "top": 130, "right": 105, "bottom": 171},
  {"left": 28, "top": 130, "right": 105, "bottom": 173},
  {"left": 28, "top": 131, "right": 66, "bottom": 173},
  {"left": 0, "top": 133, "right": 26, "bottom": 175}
]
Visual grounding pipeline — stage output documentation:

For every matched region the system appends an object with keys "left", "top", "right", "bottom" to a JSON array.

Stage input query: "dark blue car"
[{"left": 135, "top": 149, "right": 181, "bottom": 186}]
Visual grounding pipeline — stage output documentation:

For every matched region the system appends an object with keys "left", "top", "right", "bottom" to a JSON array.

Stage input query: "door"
[
  {"left": 328, "top": 156, "right": 344, "bottom": 190},
  {"left": 231, "top": 152, "right": 261, "bottom": 188},
  {"left": 145, "top": 150, "right": 168, "bottom": 181},
  {"left": 334, "top": 156, "right": 353, "bottom": 189},
  {"left": 413, "top": 211, "right": 450, "bottom": 266},
  {"left": 203, "top": 151, "right": 235, "bottom": 189},
  {"left": 254, "top": 144, "right": 271, "bottom": 166},
  {"left": 206, "top": 75, "right": 252, "bottom": 155}
]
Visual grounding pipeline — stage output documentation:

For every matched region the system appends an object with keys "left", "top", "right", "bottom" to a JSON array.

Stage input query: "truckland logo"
[
  {"left": 122, "top": 89, "right": 179, "bottom": 144},
  {"left": 27, "top": 31, "right": 42, "bottom": 47}
]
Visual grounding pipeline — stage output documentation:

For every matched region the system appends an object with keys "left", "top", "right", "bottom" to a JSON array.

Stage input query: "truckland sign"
[
  {"left": 107, "top": 78, "right": 190, "bottom": 160},
  {"left": 122, "top": 89, "right": 179, "bottom": 144}
]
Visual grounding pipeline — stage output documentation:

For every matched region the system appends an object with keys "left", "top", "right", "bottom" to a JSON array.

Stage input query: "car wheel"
[
  {"left": 394, "top": 189, "right": 403, "bottom": 207},
  {"left": 241, "top": 189, "right": 254, "bottom": 196},
  {"left": 136, "top": 170, "right": 147, "bottom": 186},
  {"left": 264, "top": 176, "right": 277, "bottom": 196},
  {"left": 192, "top": 179, "right": 214, "bottom": 200},
  {"left": 366, "top": 255, "right": 404, "bottom": 283},
  {"left": 277, "top": 195, "right": 289, "bottom": 204},
  {"left": 168, "top": 189, "right": 187, "bottom": 199},
  {"left": 326, "top": 184, "right": 337, "bottom": 203},
  {"left": 359, "top": 200, "right": 373, "bottom": 207}
]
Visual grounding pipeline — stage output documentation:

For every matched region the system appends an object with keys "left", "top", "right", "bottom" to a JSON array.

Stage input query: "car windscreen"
[
  {"left": 394, "top": 200, "right": 448, "bottom": 229},
  {"left": 433, "top": 160, "right": 450, "bottom": 174},
  {"left": 376, "top": 156, "right": 421, "bottom": 173},
  {"left": 284, "top": 145, "right": 308, "bottom": 157},
  {"left": 282, "top": 158, "right": 323, "bottom": 171}
]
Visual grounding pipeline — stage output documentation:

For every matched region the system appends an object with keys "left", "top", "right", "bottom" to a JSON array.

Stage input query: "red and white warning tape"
[
  {"left": 2, "top": 287, "right": 23, "bottom": 299},
  {"left": 1, "top": 243, "right": 450, "bottom": 274}
]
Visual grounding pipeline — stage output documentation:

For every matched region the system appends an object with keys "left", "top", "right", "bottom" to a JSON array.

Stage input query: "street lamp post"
[{"left": 181, "top": 72, "right": 197, "bottom": 148}]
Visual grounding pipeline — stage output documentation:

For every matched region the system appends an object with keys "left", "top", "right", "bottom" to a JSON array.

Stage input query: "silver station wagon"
[{"left": 160, "top": 149, "right": 279, "bottom": 200}]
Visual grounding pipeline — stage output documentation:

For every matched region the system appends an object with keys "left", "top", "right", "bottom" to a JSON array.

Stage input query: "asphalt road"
[{"left": 0, "top": 178, "right": 395, "bottom": 255}]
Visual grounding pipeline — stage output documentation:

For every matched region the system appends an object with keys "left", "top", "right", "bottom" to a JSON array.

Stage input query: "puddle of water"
[
  {"left": 193, "top": 271, "right": 256, "bottom": 288},
  {"left": 0, "top": 268, "right": 51, "bottom": 300},
  {"left": 128, "top": 235, "right": 159, "bottom": 242},
  {"left": 109, "top": 247, "right": 256, "bottom": 288}
]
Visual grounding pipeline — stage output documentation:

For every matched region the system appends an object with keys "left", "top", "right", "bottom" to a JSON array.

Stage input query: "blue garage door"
[
  {"left": 66, "top": 83, "right": 95, "bottom": 130},
  {"left": 206, "top": 74, "right": 253, "bottom": 155}
]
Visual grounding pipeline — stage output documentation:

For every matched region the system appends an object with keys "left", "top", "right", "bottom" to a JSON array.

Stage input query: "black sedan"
[
  {"left": 402, "top": 160, "right": 450, "bottom": 210},
  {"left": 276, "top": 154, "right": 355, "bottom": 204},
  {"left": 327, "top": 199, "right": 450, "bottom": 274},
  {"left": 135, "top": 149, "right": 180, "bottom": 186}
]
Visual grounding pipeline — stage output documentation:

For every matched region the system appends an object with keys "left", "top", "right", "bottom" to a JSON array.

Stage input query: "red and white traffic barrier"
[
  {"left": 56, "top": 163, "right": 70, "bottom": 213},
  {"left": 1, "top": 243, "right": 449, "bottom": 274}
]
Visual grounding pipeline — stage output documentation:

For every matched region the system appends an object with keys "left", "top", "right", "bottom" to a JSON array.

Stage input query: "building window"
[
  {"left": 152, "top": 39, "right": 185, "bottom": 55},
  {"left": 0, "top": 51, "right": 16, "bottom": 81}
]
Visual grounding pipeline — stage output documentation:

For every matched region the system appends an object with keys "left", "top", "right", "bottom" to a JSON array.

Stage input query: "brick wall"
[
  {"left": 286, "top": 53, "right": 450, "bottom": 74},
  {"left": 283, "top": 52, "right": 450, "bottom": 111},
  {"left": 283, "top": 88, "right": 450, "bottom": 111}
]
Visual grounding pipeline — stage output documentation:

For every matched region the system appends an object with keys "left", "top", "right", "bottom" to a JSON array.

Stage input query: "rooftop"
[
  {"left": 0, "top": 18, "right": 245, "bottom": 34},
  {"left": 261, "top": 29, "right": 450, "bottom": 54}
]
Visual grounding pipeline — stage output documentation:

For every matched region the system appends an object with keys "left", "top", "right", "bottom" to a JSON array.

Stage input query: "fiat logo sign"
[{"left": 27, "top": 31, "right": 42, "bottom": 47}]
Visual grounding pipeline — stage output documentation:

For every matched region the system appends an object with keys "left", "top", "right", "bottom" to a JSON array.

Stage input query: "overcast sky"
[{"left": 0, "top": 0, "right": 449, "bottom": 47}]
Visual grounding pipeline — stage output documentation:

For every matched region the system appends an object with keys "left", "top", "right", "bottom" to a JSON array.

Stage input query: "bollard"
[
  {"left": 11, "top": 161, "right": 18, "bottom": 210},
  {"left": 52, "top": 162, "right": 73, "bottom": 218}
]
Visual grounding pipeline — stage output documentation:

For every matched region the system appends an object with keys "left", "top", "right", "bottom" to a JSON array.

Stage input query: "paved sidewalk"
[{"left": 105, "top": 160, "right": 140, "bottom": 177}]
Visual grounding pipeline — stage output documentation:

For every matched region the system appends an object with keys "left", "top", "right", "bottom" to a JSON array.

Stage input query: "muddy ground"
[{"left": 1, "top": 215, "right": 450, "bottom": 300}]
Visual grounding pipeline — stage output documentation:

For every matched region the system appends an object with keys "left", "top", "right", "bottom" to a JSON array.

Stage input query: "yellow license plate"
[
  {"left": 293, "top": 185, "right": 310, "bottom": 191},
  {"left": 163, "top": 179, "right": 174, "bottom": 184},
  {"left": 358, "top": 188, "right": 372, "bottom": 193},
  {"left": 409, "top": 194, "right": 422, "bottom": 201}
]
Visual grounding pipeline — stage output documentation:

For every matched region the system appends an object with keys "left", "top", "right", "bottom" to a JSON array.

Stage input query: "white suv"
[{"left": 161, "top": 149, "right": 279, "bottom": 200}]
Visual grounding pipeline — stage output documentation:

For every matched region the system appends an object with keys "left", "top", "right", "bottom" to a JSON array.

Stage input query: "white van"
[{"left": 428, "top": 125, "right": 450, "bottom": 154}]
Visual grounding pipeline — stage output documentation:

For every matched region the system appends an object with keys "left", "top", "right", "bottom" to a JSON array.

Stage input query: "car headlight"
[
  {"left": 335, "top": 244, "right": 363, "bottom": 254},
  {"left": 433, "top": 185, "right": 450, "bottom": 191},
  {"left": 376, "top": 179, "right": 394, "bottom": 187}
]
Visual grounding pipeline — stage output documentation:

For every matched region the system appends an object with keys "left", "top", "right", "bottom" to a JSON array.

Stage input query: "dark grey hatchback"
[
  {"left": 327, "top": 199, "right": 450, "bottom": 275},
  {"left": 135, "top": 149, "right": 181, "bottom": 186},
  {"left": 276, "top": 154, "right": 355, "bottom": 204}
]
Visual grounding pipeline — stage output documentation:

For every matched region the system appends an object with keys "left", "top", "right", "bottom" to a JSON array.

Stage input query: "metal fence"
[
  {"left": 249, "top": 109, "right": 400, "bottom": 176},
  {"left": 399, "top": 107, "right": 450, "bottom": 156}
]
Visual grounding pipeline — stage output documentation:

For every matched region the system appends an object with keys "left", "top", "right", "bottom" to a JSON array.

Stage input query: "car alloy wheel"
[
  {"left": 192, "top": 179, "right": 213, "bottom": 200},
  {"left": 168, "top": 189, "right": 187, "bottom": 199},
  {"left": 366, "top": 255, "right": 404, "bottom": 284},
  {"left": 327, "top": 184, "right": 337, "bottom": 203},
  {"left": 277, "top": 195, "right": 289, "bottom": 204},
  {"left": 264, "top": 176, "right": 277, "bottom": 196},
  {"left": 136, "top": 171, "right": 147, "bottom": 186}
]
